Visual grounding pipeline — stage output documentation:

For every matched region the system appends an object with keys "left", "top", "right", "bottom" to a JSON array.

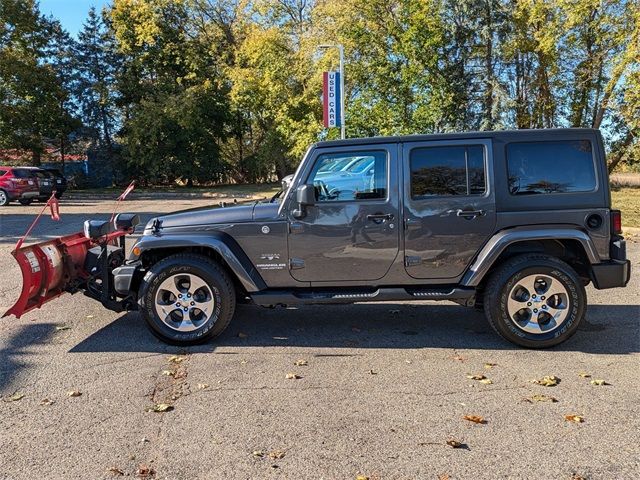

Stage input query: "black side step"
[{"left": 250, "top": 287, "right": 476, "bottom": 307}]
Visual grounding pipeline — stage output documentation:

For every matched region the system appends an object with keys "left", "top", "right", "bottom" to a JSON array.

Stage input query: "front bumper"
[{"left": 112, "top": 261, "right": 142, "bottom": 295}]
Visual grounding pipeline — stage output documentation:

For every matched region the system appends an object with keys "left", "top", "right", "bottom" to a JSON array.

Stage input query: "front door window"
[{"left": 307, "top": 151, "right": 387, "bottom": 202}]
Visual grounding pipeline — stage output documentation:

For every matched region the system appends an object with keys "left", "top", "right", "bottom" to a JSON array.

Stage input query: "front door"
[
  {"left": 287, "top": 145, "right": 400, "bottom": 283},
  {"left": 403, "top": 139, "right": 497, "bottom": 279}
]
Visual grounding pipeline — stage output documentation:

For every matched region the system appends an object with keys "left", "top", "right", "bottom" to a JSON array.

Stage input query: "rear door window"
[
  {"left": 410, "top": 145, "right": 486, "bottom": 198},
  {"left": 507, "top": 140, "right": 596, "bottom": 195},
  {"left": 0, "top": 169, "right": 7, "bottom": 176}
]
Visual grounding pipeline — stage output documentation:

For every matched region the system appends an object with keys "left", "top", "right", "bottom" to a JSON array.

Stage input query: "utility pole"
[{"left": 319, "top": 44, "right": 345, "bottom": 139}]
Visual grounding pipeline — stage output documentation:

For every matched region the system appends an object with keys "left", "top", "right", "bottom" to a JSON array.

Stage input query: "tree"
[
  {"left": 0, "top": 0, "right": 76, "bottom": 164},
  {"left": 109, "top": 0, "right": 229, "bottom": 184}
]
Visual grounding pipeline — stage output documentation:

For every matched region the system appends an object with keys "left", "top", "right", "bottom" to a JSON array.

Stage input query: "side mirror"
[
  {"left": 281, "top": 174, "right": 293, "bottom": 192},
  {"left": 296, "top": 184, "right": 316, "bottom": 206},
  {"left": 292, "top": 184, "right": 315, "bottom": 219}
]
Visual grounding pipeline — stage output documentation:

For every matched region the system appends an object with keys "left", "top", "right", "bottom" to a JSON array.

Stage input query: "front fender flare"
[
  {"left": 461, "top": 225, "right": 601, "bottom": 287},
  {"left": 130, "top": 232, "right": 266, "bottom": 292}
]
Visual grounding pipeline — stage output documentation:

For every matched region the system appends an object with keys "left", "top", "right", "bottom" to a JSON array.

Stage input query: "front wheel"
[
  {"left": 483, "top": 254, "right": 586, "bottom": 348},
  {"left": 0, "top": 189, "right": 8, "bottom": 206},
  {"left": 139, "top": 254, "right": 236, "bottom": 345}
]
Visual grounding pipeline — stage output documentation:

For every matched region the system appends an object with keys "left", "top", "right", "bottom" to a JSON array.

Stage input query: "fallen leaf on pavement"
[
  {"left": 252, "top": 450, "right": 265, "bottom": 457},
  {"left": 136, "top": 464, "right": 156, "bottom": 477},
  {"left": 446, "top": 439, "right": 465, "bottom": 448},
  {"left": 438, "top": 475, "right": 450, "bottom": 480},
  {"left": 533, "top": 375, "right": 560, "bottom": 387},
  {"left": 6, "top": 392, "right": 24, "bottom": 402},
  {"left": 67, "top": 390, "right": 82, "bottom": 397},
  {"left": 86, "top": 315, "right": 94, "bottom": 319},
  {"left": 484, "top": 363, "right": 497, "bottom": 369},
  {"left": 389, "top": 309, "right": 400, "bottom": 314},
  {"left": 590, "top": 379, "right": 608, "bottom": 386},
  {"left": 285, "top": 373, "right": 301, "bottom": 380},
  {"left": 528, "top": 394, "right": 558, "bottom": 403},
  {"left": 167, "top": 355, "right": 186, "bottom": 364},
  {"left": 107, "top": 466, "right": 125, "bottom": 476},
  {"left": 463, "top": 415, "right": 486, "bottom": 424},
  {"left": 578, "top": 372, "right": 591, "bottom": 378},
  {"left": 369, "top": 369, "right": 378, "bottom": 375},
  {"left": 197, "top": 383, "right": 210, "bottom": 390},
  {"left": 269, "top": 450, "right": 286, "bottom": 460},
  {"left": 161, "top": 370, "right": 175, "bottom": 377},
  {"left": 466, "top": 374, "right": 486, "bottom": 380},
  {"left": 356, "top": 476, "right": 369, "bottom": 480},
  {"left": 237, "top": 332, "right": 248, "bottom": 338},
  {"left": 564, "top": 414, "right": 584, "bottom": 423},
  {"left": 479, "top": 378, "right": 493, "bottom": 385},
  {"left": 55, "top": 325, "right": 71, "bottom": 331},
  {"left": 40, "top": 398, "right": 55, "bottom": 405},
  {"left": 294, "top": 359, "right": 308, "bottom": 366},
  {"left": 146, "top": 403, "right": 173, "bottom": 413},
  {"left": 452, "top": 355, "right": 466, "bottom": 362}
]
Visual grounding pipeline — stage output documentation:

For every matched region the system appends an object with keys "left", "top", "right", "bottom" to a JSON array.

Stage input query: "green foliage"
[
  {"left": 0, "top": 0, "right": 78, "bottom": 164},
  {"left": 0, "top": 0, "right": 638, "bottom": 179}
]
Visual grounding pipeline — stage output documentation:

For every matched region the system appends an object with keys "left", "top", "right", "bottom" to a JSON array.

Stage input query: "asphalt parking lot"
[{"left": 0, "top": 196, "right": 639, "bottom": 479}]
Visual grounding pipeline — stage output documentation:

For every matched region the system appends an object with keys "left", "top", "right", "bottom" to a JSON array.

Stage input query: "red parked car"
[{"left": 0, "top": 167, "right": 40, "bottom": 206}]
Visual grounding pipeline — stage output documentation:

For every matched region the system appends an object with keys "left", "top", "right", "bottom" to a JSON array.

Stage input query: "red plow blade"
[{"left": 4, "top": 232, "right": 92, "bottom": 318}]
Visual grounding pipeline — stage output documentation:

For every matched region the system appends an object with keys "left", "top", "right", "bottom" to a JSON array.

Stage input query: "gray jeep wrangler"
[{"left": 110, "top": 128, "right": 630, "bottom": 348}]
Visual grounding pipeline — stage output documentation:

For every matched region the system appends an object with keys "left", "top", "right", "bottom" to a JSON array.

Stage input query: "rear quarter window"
[
  {"left": 0, "top": 169, "right": 7, "bottom": 176},
  {"left": 507, "top": 140, "right": 596, "bottom": 195},
  {"left": 12, "top": 169, "right": 36, "bottom": 178}
]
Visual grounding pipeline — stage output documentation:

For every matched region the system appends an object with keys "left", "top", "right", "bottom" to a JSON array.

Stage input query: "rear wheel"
[
  {"left": 0, "top": 189, "right": 8, "bottom": 206},
  {"left": 18, "top": 198, "right": 33, "bottom": 206},
  {"left": 139, "top": 254, "right": 235, "bottom": 345},
  {"left": 483, "top": 254, "right": 586, "bottom": 348}
]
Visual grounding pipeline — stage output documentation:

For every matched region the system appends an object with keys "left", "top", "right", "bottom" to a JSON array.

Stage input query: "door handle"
[
  {"left": 456, "top": 209, "right": 486, "bottom": 219},
  {"left": 367, "top": 213, "right": 394, "bottom": 223}
]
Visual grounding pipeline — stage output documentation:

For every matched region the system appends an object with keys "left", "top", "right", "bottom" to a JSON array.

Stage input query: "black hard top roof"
[{"left": 315, "top": 128, "right": 600, "bottom": 148}]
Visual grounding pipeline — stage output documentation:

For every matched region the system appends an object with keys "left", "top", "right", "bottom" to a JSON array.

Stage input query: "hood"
[{"left": 148, "top": 201, "right": 280, "bottom": 231}]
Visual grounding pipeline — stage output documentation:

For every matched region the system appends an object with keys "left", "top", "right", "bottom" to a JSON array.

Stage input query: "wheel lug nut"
[
  {"left": 190, "top": 301, "right": 195, "bottom": 306},
  {"left": 541, "top": 296, "right": 545, "bottom": 300},
  {"left": 533, "top": 308, "right": 538, "bottom": 313},
  {"left": 532, "top": 294, "right": 536, "bottom": 298},
  {"left": 527, "top": 302, "right": 532, "bottom": 306},
  {"left": 184, "top": 307, "right": 188, "bottom": 311},
  {"left": 178, "top": 294, "right": 182, "bottom": 298}
]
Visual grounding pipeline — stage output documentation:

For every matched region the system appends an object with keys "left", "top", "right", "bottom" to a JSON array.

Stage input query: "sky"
[{"left": 39, "top": 0, "right": 110, "bottom": 37}]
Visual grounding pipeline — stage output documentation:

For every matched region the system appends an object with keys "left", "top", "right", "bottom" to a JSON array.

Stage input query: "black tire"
[
  {"left": 138, "top": 254, "right": 236, "bottom": 345},
  {"left": 18, "top": 198, "right": 33, "bottom": 206},
  {"left": 483, "top": 254, "right": 586, "bottom": 348},
  {"left": 0, "top": 189, "right": 8, "bottom": 206}
]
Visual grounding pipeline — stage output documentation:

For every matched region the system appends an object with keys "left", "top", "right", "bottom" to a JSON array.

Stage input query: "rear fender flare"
[
  {"left": 462, "top": 226, "right": 600, "bottom": 287},
  {"left": 131, "top": 233, "right": 266, "bottom": 293}
]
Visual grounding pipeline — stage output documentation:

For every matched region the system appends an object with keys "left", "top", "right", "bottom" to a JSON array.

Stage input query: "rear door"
[
  {"left": 402, "top": 139, "right": 496, "bottom": 279},
  {"left": 287, "top": 144, "right": 400, "bottom": 283}
]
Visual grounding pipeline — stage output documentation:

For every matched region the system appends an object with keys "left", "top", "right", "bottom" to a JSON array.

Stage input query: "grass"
[{"left": 611, "top": 187, "right": 640, "bottom": 228}]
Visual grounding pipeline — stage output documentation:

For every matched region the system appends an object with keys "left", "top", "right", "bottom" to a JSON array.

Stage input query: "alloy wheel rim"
[
  {"left": 0, "top": 191, "right": 6, "bottom": 204},
  {"left": 154, "top": 273, "right": 215, "bottom": 332},
  {"left": 506, "top": 274, "right": 570, "bottom": 334}
]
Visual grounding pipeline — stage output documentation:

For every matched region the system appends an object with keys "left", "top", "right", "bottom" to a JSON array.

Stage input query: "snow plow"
[{"left": 3, "top": 185, "right": 139, "bottom": 318}]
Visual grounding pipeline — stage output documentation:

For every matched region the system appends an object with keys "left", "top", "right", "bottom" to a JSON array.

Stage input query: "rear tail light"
[{"left": 610, "top": 210, "right": 622, "bottom": 235}]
